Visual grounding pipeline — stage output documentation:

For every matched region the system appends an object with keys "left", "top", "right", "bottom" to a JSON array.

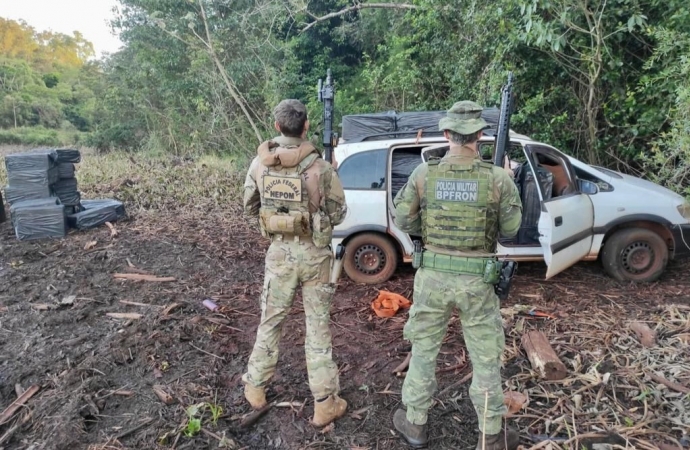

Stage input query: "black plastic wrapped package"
[
  {"left": 515, "top": 164, "right": 554, "bottom": 245},
  {"left": 53, "top": 178, "right": 81, "bottom": 205},
  {"left": 10, "top": 198, "right": 66, "bottom": 241},
  {"left": 396, "top": 111, "right": 446, "bottom": 132},
  {"left": 67, "top": 199, "right": 126, "bottom": 230},
  {"left": 342, "top": 111, "right": 397, "bottom": 142},
  {"left": 391, "top": 151, "right": 423, "bottom": 199},
  {"left": 341, "top": 108, "right": 503, "bottom": 142},
  {"left": 4, "top": 149, "right": 58, "bottom": 172},
  {"left": 4, "top": 184, "right": 53, "bottom": 205},
  {"left": 56, "top": 148, "right": 81, "bottom": 164},
  {"left": 58, "top": 163, "right": 75, "bottom": 179},
  {"left": 6, "top": 167, "right": 59, "bottom": 187}
]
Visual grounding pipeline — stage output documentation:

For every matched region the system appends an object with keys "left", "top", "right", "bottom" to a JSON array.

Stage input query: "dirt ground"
[{"left": 1, "top": 162, "right": 689, "bottom": 449}]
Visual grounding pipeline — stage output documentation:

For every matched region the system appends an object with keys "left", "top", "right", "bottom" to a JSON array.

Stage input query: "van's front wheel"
[
  {"left": 343, "top": 233, "right": 398, "bottom": 284},
  {"left": 601, "top": 228, "right": 668, "bottom": 282}
]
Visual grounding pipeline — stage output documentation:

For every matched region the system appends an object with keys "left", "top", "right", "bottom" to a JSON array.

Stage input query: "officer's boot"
[
  {"left": 243, "top": 382, "right": 267, "bottom": 410},
  {"left": 475, "top": 428, "right": 520, "bottom": 450},
  {"left": 393, "top": 409, "right": 428, "bottom": 448},
  {"left": 311, "top": 394, "right": 347, "bottom": 427}
]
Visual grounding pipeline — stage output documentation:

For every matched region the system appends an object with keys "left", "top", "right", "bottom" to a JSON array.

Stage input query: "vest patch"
[
  {"left": 263, "top": 175, "right": 302, "bottom": 202},
  {"left": 434, "top": 179, "right": 479, "bottom": 202}
]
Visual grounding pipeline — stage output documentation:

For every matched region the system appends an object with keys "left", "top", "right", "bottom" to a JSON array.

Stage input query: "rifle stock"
[
  {"left": 318, "top": 69, "right": 337, "bottom": 164},
  {"left": 493, "top": 72, "right": 514, "bottom": 168}
]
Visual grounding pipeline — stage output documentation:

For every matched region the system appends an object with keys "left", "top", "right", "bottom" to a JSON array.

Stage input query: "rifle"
[
  {"left": 317, "top": 69, "right": 337, "bottom": 164},
  {"left": 493, "top": 72, "right": 514, "bottom": 168}
]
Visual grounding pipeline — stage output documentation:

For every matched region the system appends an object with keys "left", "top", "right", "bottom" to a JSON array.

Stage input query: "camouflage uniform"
[
  {"left": 393, "top": 101, "right": 522, "bottom": 441},
  {"left": 242, "top": 135, "right": 347, "bottom": 402}
]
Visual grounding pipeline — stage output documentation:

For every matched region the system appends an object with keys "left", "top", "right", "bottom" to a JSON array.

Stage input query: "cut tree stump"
[
  {"left": 521, "top": 331, "right": 567, "bottom": 380},
  {"left": 630, "top": 321, "right": 657, "bottom": 347}
]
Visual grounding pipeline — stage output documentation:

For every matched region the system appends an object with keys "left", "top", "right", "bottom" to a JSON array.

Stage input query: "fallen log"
[
  {"left": 630, "top": 321, "right": 657, "bottom": 347},
  {"left": 521, "top": 331, "right": 567, "bottom": 380}
]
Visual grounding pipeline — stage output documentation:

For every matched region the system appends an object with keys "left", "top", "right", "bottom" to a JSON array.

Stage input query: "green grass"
[
  {"left": 0, "top": 127, "right": 84, "bottom": 147},
  {"left": 0, "top": 145, "right": 249, "bottom": 211}
]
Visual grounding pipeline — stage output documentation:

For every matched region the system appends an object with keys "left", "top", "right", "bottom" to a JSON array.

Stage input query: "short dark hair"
[
  {"left": 447, "top": 130, "right": 481, "bottom": 145},
  {"left": 273, "top": 99, "right": 308, "bottom": 137}
]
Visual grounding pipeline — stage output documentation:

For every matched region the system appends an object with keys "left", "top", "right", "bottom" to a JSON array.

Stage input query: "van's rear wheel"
[
  {"left": 601, "top": 228, "right": 668, "bottom": 282},
  {"left": 343, "top": 233, "right": 398, "bottom": 284}
]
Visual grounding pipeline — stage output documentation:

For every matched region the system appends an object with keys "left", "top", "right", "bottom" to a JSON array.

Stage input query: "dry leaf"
[
  {"left": 153, "top": 367, "right": 163, "bottom": 379},
  {"left": 152, "top": 385, "right": 174, "bottom": 404},
  {"left": 503, "top": 391, "right": 529, "bottom": 415},
  {"left": 162, "top": 303, "right": 181, "bottom": 315},
  {"left": 84, "top": 240, "right": 98, "bottom": 251},
  {"left": 320, "top": 422, "right": 335, "bottom": 434},
  {"left": 106, "top": 222, "right": 119, "bottom": 238}
]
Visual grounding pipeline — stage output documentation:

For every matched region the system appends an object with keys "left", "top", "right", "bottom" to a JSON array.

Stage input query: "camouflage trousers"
[
  {"left": 401, "top": 266, "right": 507, "bottom": 434},
  {"left": 242, "top": 238, "right": 339, "bottom": 400}
]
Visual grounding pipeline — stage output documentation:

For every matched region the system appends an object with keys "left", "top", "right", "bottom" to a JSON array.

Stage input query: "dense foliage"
[{"left": 1, "top": 1, "right": 689, "bottom": 194}]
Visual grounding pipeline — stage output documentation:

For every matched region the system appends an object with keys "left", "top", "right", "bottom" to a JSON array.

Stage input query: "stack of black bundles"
[
  {"left": 67, "top": 199, "right": 126, "bottom": 230},
  {"left": 4, "top": 150, "right": 59, "bottom": 205},
  {"left": 10, "top": 198, "right": 66, "bottom": 241},
  {"left": 52, "top": 148, "right": 83, "bottom": 214}
]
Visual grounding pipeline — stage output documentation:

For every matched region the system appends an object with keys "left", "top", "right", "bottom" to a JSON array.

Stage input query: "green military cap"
[{"left": 438, "top": 100, "right": 490, "bottom": 135}]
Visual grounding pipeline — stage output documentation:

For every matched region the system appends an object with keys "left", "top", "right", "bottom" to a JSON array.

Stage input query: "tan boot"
[
  {"left": 476, "top": 428, "right": 520, "bottom": 450},
  {"left": 311, "top": 394, "right": 347, "bottom": 427},
  {"left": 243, "top": 383, "right": 267, "bottom": 410}
]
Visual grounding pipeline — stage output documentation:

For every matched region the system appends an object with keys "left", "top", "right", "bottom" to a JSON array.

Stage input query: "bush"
[{"left": 0, "top": 127, "right": 70, "bottom": 146}]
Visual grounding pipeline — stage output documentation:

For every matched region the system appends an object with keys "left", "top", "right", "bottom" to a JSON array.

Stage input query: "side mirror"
[{"left": 578, "top": 179, "right": 598, "bottom": 194}]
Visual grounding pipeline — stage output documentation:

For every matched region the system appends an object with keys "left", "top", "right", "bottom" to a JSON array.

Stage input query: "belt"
[
  {"left": 421, "top": 250, "right": 493, "bottom": 275},
  {"left": 271, "top": 233, "right": 312, "bottom": 243}
]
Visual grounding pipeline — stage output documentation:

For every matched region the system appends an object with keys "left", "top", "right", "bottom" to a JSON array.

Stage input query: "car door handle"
[{"left": 555, "top": 216, "right": 563, "bottom": 227}]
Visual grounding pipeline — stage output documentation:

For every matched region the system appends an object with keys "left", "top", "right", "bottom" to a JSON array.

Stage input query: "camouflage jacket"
[
  {"left": 393, "top": 145, "right": 522, "bottom": 256},
  {"left": 243, "top": 135, "right": 347, "bottom": 228}
]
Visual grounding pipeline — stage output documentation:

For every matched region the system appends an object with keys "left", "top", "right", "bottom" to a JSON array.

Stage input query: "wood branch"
[
  {"left": 302, "top": 2, "right": 418, "bottom": 32},
  {"left": 113, "top": 273, "right": 176, "bottom": 282},
  {"left": 647, "top": 372, "right": 690, "bottom": 394},
  {"left": 521, "top": 331, "right": 568, "bottom": 380},
  {"left": 0, "top": 384, "right": 40, "bottom": 426},
  {"left": 392, "top": 353, "right": 411, "bottom": 375},
  {"left": 106, "top": 312, "right": 143, "bottom": 320},
  {"left": 630, "top": 321, "right": 657, "bottom": 347},
  {"left": 197, "top": 0, "right": 263, "bottom": 143},
  {"left": 240, "top": 402, "right": 273, "bottom": 428},
  {"left": 438, "top": 371, "right": 473, "bottom": 397}
]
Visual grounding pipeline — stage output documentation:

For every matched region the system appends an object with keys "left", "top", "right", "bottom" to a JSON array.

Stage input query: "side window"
[
  {"left": 574, "top": 166, "right": 613, "bottom": 192},
  {"left": 337, "top": 149, "right": 387, "bottom": 190},
  {"left": 478, "top": 142, "right": 525, "bottom": 166},
  {"left": 526, "top": 145, "right": 578, "bottom": 198}
]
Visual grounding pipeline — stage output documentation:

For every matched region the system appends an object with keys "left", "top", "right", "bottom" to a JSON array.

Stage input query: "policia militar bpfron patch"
[
  {"left": 262, "top": 175, "right": 303, "bottom": 202},
  {"left": 434, "top": 179, "right": 480, "bottom": 202}
]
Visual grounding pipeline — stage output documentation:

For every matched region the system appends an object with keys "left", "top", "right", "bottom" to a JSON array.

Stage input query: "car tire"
[
  {"left": 343, "top": 233, "right": 399, "bottom": 284},
  {"left": 601, "top": 228, "right": 668, "bottom": 282}
]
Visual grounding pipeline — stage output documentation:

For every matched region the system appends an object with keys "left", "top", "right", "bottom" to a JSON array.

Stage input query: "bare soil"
[{"left": 0, "top": 200, "right": 689, "bottom": 450}]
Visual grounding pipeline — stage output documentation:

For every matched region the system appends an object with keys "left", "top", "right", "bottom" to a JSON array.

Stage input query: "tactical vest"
[
  {"left": 258, "top": 152, "right": 319, "bottom": 238},
  {"left": 422, "top": 158, "right": 497, "bottom": 252}
]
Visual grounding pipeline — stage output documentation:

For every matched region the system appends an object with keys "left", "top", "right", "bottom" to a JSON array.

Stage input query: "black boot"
[
  {"left": 393, "top": 408, "right": 428, "bottom": 448},
  {"left": 476, "top": 428, "right": 520, "bottom": 450}
]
